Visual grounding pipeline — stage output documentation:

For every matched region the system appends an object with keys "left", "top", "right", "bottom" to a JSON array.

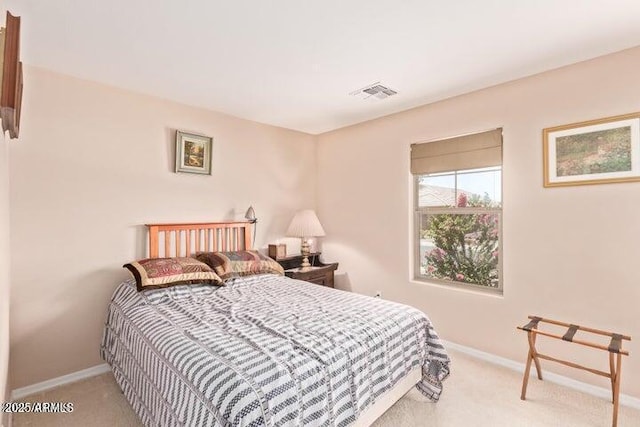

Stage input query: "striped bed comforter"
[{"left": 100, "top": 274, "right": 450, "bottom": 426}]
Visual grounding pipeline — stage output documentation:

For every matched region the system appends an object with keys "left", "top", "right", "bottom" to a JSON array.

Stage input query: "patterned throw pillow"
[
  {"left": 195, "top": 250, "right": 284, "bottom": 281},
  {"left": 123, "top": 257, "right": 223, "bottom": 291}
]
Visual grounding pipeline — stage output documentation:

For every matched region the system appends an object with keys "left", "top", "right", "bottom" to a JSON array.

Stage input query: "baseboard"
[
  {"left": 10, "top": 363, "right": 111, "bottom": 400},
  {"left": 442, "top": 340, "right": 640, "bottom": 410}
]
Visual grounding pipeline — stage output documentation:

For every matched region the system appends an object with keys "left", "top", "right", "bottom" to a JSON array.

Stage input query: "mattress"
[{"left": 100, "top": 274, "right": 450, "bottom": 426}]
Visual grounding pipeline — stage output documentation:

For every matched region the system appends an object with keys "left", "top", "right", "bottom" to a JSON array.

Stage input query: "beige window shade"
[{"left": 411, "top": 128, "right": 502, "bottom": 175}]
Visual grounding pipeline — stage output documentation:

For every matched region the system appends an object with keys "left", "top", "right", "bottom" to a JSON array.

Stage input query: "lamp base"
[{"left": 301, "top": 238, "right": 311, "bottom": 269}]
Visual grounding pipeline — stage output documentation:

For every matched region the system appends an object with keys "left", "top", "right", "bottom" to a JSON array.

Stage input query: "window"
[{"left": 411, "top": 129, "right": 503, "bottom": 292}]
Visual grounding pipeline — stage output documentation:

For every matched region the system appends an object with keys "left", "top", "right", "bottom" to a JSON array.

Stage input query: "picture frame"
[
  {"left": 1, "top": 12, "right": 23, "bottom": 139},
  {"left": 543, "top": 112, "right": 640, "bottom": 187},
  {"left": 175, "top": 130, "right": 212, "bottom": 175},
  {"left": 268, "top": 244, "right": 287, "bottom": 260}
]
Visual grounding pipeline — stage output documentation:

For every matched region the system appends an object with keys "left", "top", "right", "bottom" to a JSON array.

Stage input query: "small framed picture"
[
  {"left": 175, "top": 131, "right": 212, "bottom": 175},
  {"left": 543, "top": 112, "right": 640, "bottom": 187},
  {"left": 268, "top": 244, "right": 287, "bottom": 260}
]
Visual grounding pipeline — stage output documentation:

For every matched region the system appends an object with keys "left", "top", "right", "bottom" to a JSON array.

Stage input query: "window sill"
[{"left": 410, "top": 277, "right": 504, "bottom": 299}]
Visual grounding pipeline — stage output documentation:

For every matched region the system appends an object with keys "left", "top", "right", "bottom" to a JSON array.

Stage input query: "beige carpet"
[{"left": 13, "top": 349, "right": 640, "bottom": 426}]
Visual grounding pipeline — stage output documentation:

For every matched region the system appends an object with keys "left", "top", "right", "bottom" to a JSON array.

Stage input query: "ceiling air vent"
[{"left": 350, "top": 82, "right": 398, "bottom": 100}]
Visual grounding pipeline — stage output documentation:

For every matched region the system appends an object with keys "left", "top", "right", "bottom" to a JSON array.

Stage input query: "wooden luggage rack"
[{"left": 517, "top": 316, "right": 631, "bottom": 427}]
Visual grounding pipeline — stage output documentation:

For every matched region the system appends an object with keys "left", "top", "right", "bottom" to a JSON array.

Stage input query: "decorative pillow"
[
  {"left": 195, "top": 250, "right": 284, "bottom": 281},
  {"left": 123, "top": 257, "right": 223, "bottom": 292}
]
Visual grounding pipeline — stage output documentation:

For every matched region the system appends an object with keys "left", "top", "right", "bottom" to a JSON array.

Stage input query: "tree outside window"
[{"left": 416, "top": 167, "right": 502, "bottom": 291}]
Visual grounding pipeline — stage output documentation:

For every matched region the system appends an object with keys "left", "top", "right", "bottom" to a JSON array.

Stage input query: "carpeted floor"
[{"left": 12, "top": 349, "right": 640, "bottom": 426}]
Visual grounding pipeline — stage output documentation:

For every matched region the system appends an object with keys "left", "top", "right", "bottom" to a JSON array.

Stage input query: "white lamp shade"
[{"left": 286, "top": 210, "right": 326, "bottom": 237}]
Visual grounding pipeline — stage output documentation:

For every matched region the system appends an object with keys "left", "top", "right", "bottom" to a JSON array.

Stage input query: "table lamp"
[{"left": 286, "top": 209, "right": 325, "bottom": 269}]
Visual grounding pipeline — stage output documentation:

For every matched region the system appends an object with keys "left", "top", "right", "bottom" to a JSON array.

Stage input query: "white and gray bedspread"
[{"left": 101, "top": 274, "right": 450, "bottom": 427}]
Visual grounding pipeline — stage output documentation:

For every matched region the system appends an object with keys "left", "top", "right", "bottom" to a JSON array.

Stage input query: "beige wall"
[
  {"left": 1, "top": 0, "right": 9, "bottom": 404},
  {"left": 0, "top": 7, "right": 9, "bottom": 422},
  {"left": 9, "top": 66, "right": 317, "bottom": 388},
  {"left": 317, "top": 46, "right": 640, "bottom": 399},
  {"left": 0, "top": 106, "right": 9, "bottom": 412}
]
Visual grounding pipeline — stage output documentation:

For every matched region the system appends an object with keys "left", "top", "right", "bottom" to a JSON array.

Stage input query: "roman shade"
[{"left": 411, "top": 128, "right": 502, "bottom": 175}]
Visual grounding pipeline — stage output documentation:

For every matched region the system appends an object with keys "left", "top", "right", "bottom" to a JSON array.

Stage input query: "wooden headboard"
[{"left": 146, "top": 221, "right": 252, "bottom": 258}]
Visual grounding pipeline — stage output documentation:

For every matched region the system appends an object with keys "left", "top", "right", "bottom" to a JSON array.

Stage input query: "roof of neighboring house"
[{"left": 418, "top": 185, "right": 476, "bottom": 207}]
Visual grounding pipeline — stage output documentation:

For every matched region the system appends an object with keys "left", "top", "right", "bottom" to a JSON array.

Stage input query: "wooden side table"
[{"left": 274, "top": 253, "right": 338, "bottom": 288}]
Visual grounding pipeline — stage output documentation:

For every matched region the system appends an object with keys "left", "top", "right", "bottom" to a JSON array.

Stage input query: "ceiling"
[{"left": 6, "top": 0, "right": 640, "bottom": 134}]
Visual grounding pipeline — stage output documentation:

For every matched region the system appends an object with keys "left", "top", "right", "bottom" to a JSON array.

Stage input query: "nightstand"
[{"left": 275, "top": 253, "right": 338, "bottom": 288}]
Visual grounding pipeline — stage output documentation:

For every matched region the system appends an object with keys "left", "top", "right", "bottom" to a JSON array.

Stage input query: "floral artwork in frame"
[
  {"left": 543, "top": 112, "right": 640, "bottom": 187},
  {"left": 175, "top": 131, "right": 212, "bottom": 175}
]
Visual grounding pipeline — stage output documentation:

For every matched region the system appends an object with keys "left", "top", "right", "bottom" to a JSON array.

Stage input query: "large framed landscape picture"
[
  {"left": 175, "top": 130, "right": 213, "bottom": 175},
  {"left": 543, "top": 112, "right": 640, "bottom": 187}
]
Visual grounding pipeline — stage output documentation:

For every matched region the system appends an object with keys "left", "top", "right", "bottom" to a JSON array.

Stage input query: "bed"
[{"left": 101, "top": 221, "right": 450, "bottom": 426}]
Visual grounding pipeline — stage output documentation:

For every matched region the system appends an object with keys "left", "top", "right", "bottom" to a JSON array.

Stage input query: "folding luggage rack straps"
[{"left": 517, "top": 315, "right": 630, "bottom": 427}]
